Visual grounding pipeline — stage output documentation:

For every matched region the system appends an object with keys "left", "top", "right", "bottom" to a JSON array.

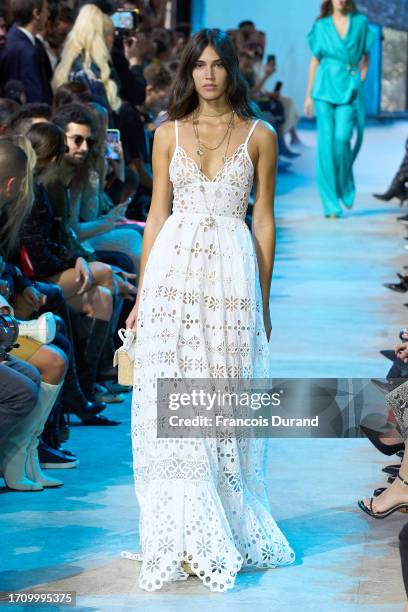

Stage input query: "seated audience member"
[
  {"left": 0, "top": 351, "right": 42, "bottom": 490},
  {"left": 251, "top": 54, "right": 302, "bottom": 147},
  {"left": 52, "top": 81, "right": 96, "bottom": 114},
  {"left": 0, "top": 0, "right": 53, "bottom": 104},
  {"left": 0, "top": 135, "right": 68, "bottom": 491},
  {"left": 49, "top": 103, "right": 134, "bottom": 294},
  {"left": 1, "top": 132, "right": 90, "bottom": 442},
  {"left": 20, "top": 121, "right": 114, "bottom": 424},
  {"left": 2, "top": 80, "right": 28, "bottom": 105},
  {"left": 0, "top": 98, "right": 19, "bottom": 134},
  {"left": 18, "top": 115, "right": 118, "bottom": 411},
  {"left": 9, "top": 102, "right": 52, "bottom": 134},
  {"left": 240, "top": 52, "right": 299, "bottom": 158},
  {"left": 228, "top": 20, "right": 265, "bottom": 58},
  {"left": 73, "top": 103, "right": 142, "bottom": 272},
  {"left": 118, "top": 64, "right": 171, "bottom": 220}
]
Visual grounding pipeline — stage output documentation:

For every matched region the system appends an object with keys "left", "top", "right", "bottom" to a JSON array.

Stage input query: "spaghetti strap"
[
  {"left": 175, "top": 120, "right": 179, "bottom": 148},
  {"left": 245, "top": 119, "right": 260, "bottom": 145}
]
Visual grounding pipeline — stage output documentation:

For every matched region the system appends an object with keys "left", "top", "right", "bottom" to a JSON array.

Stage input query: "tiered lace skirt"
[{"left": 131, "top": 212, "right": 295, "bottom": 591}]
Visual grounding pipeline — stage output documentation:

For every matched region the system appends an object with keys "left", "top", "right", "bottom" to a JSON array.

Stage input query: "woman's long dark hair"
[
  {"left": 318, "top": 0, "right": 357, "bottom": 19},
  {"left": 167, "top": 28, "right": 260, "bottom": 120},
  {"left": 26, "top": 122, "right": 66, "bottom": 180}
]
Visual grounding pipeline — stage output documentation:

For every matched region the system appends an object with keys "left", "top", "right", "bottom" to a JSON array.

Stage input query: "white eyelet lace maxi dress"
[{"left": 130, "top": 119, "right": 295, "bottom": 592}]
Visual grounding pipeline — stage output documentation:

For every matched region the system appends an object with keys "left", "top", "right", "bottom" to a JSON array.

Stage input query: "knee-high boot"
[
  {"left": 1, "top": 381, "right": 62, "bottom": 491},
  {"left": 98, "top": 295, "right": 123, "bottom": 382},
  {"left": 76, "top": 317, "right": 111, "bottom": 402},
  {"left": 25, "top": 382, "right": 64, "bottom": 488}
]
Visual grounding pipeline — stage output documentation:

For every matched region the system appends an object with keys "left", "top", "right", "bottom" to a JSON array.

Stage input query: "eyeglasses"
[{"left": 67, "top": 134, "right": 97, "bottom": 148}]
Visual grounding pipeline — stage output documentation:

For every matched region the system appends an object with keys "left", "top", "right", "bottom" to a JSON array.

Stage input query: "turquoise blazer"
[{"left": 307, "top": 13, "right": 375, "bottom": 105}]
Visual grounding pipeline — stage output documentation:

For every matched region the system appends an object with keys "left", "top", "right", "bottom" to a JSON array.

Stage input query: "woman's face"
[
  {"left": 331, "top": 0, "right": 349, "bottom": 12},
  {"left": 192, "top": 45, "right": 229, "bottom": 102}
]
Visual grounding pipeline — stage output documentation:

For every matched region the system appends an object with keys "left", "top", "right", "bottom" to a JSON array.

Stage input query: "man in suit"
[{"left": 0, "top": 0, "right": 52, "bottom": 104}]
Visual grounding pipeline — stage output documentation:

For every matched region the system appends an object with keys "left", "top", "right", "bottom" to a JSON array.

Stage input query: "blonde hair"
[
  {"left": 52, "top": 4, "right": 121, "bottom": 113},
  {"left": 0, "top": 135, "right": 36, "bottom": 254}
]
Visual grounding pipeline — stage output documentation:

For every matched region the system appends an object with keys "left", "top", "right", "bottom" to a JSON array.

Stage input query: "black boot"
[
  {"left": 374, "top": 144, "right": 408, "bottom": 205},
  {"left": 42, "top": 297, "right": 108, "bottom": 420},
  {"left": 61, "top": 345, "right": 107, "bottom": 419},
  {"left": 373, "top": 178, "right": 408, "bottom": 205},
  {"left": 42, "top": 400, "right": 77, "bottom": 459},
  {"left": 97, "top": 295, "right": 123, "bottom": 382},
  {"left": 66, "top": 314, "right": 120, "bottom": 427},
  {"left": 76, "top": 317, "right": 111, "bottom": 402}
]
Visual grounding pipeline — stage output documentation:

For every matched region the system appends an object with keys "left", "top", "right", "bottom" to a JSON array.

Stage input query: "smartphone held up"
[{"left": 105, "top": 129, "right": 121, "bottom": 161}]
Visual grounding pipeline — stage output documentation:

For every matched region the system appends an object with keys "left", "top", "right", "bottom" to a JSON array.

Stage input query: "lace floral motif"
[{"left": 130, "top": 121, "right": 295, "bottom": 592}]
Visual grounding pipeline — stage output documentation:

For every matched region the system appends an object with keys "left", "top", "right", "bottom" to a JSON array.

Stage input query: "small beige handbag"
[{"left": 113, "top": 328, "right": 136, "bottom": 386}]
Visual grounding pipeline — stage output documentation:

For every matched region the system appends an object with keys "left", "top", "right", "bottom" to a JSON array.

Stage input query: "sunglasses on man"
[{"left": 67, "top": 134, "right": 97, "bottom": 147}]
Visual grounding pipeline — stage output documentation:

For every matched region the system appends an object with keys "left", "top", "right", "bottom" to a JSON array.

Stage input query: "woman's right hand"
[
  {"left": 75, "top": 257, "right": 94, "bottom": 295},
  {"left": 104, "top": 203, "right": 129, "bottom": 230},
  {"left": 304, "top": 96, "right": 314, "bottom": 117},
  {"left": 126, "top": 297, "right": 140, "bottom": 331}
]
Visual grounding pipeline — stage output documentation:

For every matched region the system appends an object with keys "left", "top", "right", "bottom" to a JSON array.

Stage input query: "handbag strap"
[{"left": 118, "top": 327, "right": 136, "bottom": 350}]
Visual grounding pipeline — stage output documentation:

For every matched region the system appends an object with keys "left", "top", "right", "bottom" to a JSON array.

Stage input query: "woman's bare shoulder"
[
  {"left": 247, "top": 119, "right": 277, "bottom": 163},
  {"left": 254, "top": 119, "right": 277, "bottom": 144},
  {"left": 154, "top": 120, "right": 175, "bottom": 143}
]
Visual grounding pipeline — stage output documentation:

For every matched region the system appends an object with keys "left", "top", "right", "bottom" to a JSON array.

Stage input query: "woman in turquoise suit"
[{"left": 304, "top": 0, "right": 374, "bottom": 218}]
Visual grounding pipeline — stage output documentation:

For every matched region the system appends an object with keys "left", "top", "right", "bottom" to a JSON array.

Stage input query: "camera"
[{"left": 0, "top": 313, "right": 19, "bottom": 361}]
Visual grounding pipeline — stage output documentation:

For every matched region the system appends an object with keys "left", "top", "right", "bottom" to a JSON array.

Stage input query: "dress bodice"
[{"left": 169, "top": 120, "right": 259, "bottom": 221}]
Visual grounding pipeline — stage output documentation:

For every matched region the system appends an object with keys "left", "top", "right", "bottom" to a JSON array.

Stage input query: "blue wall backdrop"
[
  {"left": 196, "top": 0, "right": 321, "bottom": 113},
  {"left": 192, "top": 0, "right": 394, "bottom": 117}
]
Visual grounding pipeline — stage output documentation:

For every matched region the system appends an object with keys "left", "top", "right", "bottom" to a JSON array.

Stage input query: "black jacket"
[
  {"left": 0, "top": 25, "right": 53, "bottom": 104},
  {"left": 18, "top": 184, "right": 79, "bottom": 278}
]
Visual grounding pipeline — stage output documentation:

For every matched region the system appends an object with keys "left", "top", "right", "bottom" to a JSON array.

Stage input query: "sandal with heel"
[{"left": 358, "top": 473, "right": 408, "bottom": 518}]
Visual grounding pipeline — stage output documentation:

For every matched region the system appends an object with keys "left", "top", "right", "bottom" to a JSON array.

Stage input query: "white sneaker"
[{"left": 17, "top": 312, "right": 56, "bottom": 344}]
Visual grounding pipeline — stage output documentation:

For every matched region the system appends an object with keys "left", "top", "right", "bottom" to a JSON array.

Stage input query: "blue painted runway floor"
[{"left": 1, "top": 122, "right": 408, "bottom": 611}]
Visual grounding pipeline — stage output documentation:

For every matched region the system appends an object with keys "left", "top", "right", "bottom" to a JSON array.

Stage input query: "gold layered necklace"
[{"left": 192, "top": 109, "right": 235, "bottom": 170}]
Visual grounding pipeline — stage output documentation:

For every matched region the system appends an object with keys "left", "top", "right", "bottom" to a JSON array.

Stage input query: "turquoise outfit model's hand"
[{"left": 307, "top": 13, "right": 375, "bottom": 217}]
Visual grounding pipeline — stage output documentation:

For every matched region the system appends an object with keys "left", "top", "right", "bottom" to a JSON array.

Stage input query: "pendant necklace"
[
  {"left": 192, "top": 109, "right": 235, "bottom": 171},
  {"left": 191, "top": 109, "right": 235, "bottom": 228}
]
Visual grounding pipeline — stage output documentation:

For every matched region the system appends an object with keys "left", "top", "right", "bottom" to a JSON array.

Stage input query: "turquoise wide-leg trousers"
[{"left": 314, "top": 99, "right": 355, "bottom": 216}]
